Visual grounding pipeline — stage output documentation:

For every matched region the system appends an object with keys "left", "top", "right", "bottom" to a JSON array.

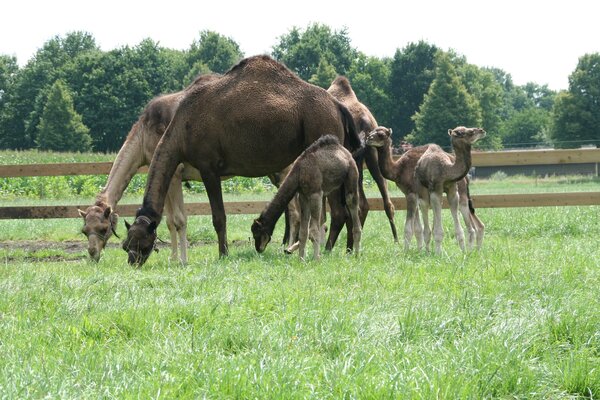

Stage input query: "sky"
[{"left": 2, "top": 0, "right": 598, "bottom": 91}]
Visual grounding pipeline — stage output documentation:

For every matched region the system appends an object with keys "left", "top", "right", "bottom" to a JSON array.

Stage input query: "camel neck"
[
  {"left": 259, "top": 174, "right": 299, "bottom": 234},
  {"left": 449, "top": 138, "right": 473, "bottom": 180},
  {"left": 98, "top": 124, "right": 146, "bottom": 209},
  {"left": 375, "top": 141, "right": 398, "bottom": 181},
  {"left": 141, "top": 135, "right": 182, "bottom": 220}
]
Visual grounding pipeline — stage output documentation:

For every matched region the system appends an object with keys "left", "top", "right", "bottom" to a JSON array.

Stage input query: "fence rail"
[{"left": 0, "top": 148, "right": 599, "bottom": 219}]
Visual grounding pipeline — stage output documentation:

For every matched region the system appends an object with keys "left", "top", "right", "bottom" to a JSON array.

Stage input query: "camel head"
[
  {"left": 78, "top": 205, "right": 119, "bottom": 262},
  {"left": 122, "top": 215, "right": 157, "bottom": 266},
  {"left": 251, "top": 218, "right": 272, "bottom": 253},
  {"left": 448, "top": 126, "right": 486, "bottom": 144},
  {"left": 365, "top": 126, "right": 393, "bottom": 148}
]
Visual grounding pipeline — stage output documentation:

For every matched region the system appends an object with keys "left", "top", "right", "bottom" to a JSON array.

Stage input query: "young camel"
[
  {"left": 415, "top": 126, "right": 486, "bottom": 254},
  {"left": 365, "top": 126, "right": 484, "bottom": 251},
  {"left": 251, "top": 135, "right": 362, "bottom": 260}
]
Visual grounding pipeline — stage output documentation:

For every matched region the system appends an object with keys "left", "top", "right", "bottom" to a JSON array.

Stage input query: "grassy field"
[{"left": 0, "top": 150, "right": 599, "bottom": 397}]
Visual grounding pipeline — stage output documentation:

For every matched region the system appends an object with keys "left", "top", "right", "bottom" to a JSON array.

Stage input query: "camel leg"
[
  {"left": 285, "top": 195, "right": 301, "bottom": 252},
  {"left": 309, "top": 192, "right": 324, "bottom": 260},
  {"left": 325, "top": 188, "right": 348, "bottom": 252},
  {"left": 405, "top": 193, "right": 419, "bottom": 251},
  {"left": 413, "top": 201, "right": 424, "bottom": 250},
  {"left": 365, "top": 149, "right": 398, "bottom": 242},
  {"left": 418, "top": 196, "right": 431, "bottom": 252},
  {"left": 447, "top": 185, "right": 465, "bottom": 251},
  {"left": 430, "top": 191, "right": 444, "bottom": 255},
  {"left": 202, "top": 172, "right": 228, "bottom": 257},
  {"left": 297, "top": 193, "right": 312, "bottom": 260},
  {"left": 471, "top": 212, "right": 485, "bottom": 249},
  {"left": 164, "top": 173, "right": 188, "bottom": 264},
  {"left": 345, "top": 174, "right": 362, "bottom": 255},
  {"left": 458, "top": 192, "right": 476, "bottom": 250}
]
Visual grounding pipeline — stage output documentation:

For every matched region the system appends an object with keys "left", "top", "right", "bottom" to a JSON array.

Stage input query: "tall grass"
[{"left": 0, "top": 206, "right": 599, "bottom": 398}]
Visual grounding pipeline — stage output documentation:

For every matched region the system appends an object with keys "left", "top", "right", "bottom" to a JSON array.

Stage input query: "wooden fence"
[{"left": 0, "top": 148, "right": 599, "bottom": 219}]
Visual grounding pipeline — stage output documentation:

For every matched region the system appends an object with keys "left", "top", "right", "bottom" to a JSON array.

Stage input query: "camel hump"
[{"left": 226, "top": 55, "right": 296, "bottom": 78}]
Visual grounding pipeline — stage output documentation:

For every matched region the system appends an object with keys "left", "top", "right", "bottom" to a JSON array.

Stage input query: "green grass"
[{"left": 0, "top": 206, "right": 599, "bottom": 398}]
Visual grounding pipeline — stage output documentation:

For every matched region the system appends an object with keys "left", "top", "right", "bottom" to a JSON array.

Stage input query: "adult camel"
[
  {"left": 78, "top": 74, "right": 220, "bottom": 263},
  {"left": 327, "top": 76, "right": 398, "bottom": 245},
  {"left": 122, "top": 55, "right": 361, "bottom": 265}
]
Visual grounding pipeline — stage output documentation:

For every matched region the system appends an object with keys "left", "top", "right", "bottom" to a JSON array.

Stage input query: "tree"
[
  {"left": 550, "top": 53, "right": 600, "bottom": 148},
  {"left": 459, "top": 61, "right": 504, "bottom": 149},
  {"left": 0, "top": 32, "right": 98, "bottom": 149},
  {"left": 388, "top": 41, "right": 439, "bottom": 141},
  {"left": 187, "top": 30, "right": 244, "bottom": 75},
  {"left": 409, "top": 52, "right": 482, "bottom": 147},
  {"left": 500, "top": 107, "right": 552, "bottom": 148},
  {"left": 36, "top": 80, "right": 92, "bottom": 152},
  {"left": 272, "top": 23, "right": 356, "bottom": 81},
  {"left": 308, "top": 59, "right": 337, "bottom": 88},
  {"left": 346, "top": 53, "right": 392, "bottom": 126}
]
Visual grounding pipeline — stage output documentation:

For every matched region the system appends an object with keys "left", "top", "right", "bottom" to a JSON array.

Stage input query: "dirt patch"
[{"left": 0, "top": 239, "right": 250, "bottom": 262}]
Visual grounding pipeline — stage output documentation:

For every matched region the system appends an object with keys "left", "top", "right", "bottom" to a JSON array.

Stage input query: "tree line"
[{"left": 0, "top": 25, "right": 598, "bottom": 153}]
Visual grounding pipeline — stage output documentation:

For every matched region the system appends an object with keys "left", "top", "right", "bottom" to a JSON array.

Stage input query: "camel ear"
[
  {"left": 103, "top": 206, "right": 112, "bottom": 219},
  {"left": 125, "top": 220, "right": 131, "bottom": 230},
  {"left": 77, "top": 209, "right": 87, "bottom": 218},
  {"left": 148, "top": 221, "right": 157, "bottom": 233},
  {"left": 448, "top": 129, "right": 453, "bottom": 136},
  {"left": 388, "top": 128, "right": 392, "bottom": 136}
]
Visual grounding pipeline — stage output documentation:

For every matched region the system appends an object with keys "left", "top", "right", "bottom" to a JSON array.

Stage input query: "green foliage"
[
  {"left": 388, "top": 41, "right": 439, "bottom": 141},
  {"left": 346, "top": 53, "right": 392, "bottom": 126},
  {"left": 409, "top": 52, "right": 482, "bottom": 146},
  {"left": 308, "top": 59, "right": 337, "bottom": 88},
  {"left": 550, "top": 53, "right": 600, "bottom": 148},
  {"left": 36, "top": 80, "right": 92, "bottom": 152},
  {"left": 187, "top": 30, "right": 244, "bottom": 75},
  {"left": 500, "top": 107, "right": 552, "bottom": 148},
  {"left": 272, "top": 23, "right": 356, "bottom": 81}
]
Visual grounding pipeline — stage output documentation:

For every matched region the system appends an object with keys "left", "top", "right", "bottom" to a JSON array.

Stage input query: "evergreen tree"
[
  {"left": 409, "top": 53, "right": 482, "bottom": 147},
  {"left": 36, "top": 80, "right": 92, "bottom": 152},
  {"left": 388, "top": 41, "right": 439, "bottom": 141},
  {"left": 308, "top": 59, "right": 337, "bottom": 88}
]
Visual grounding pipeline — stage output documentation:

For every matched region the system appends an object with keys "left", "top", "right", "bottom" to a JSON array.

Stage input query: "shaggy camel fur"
[
  {"left": 252, "top": 135, "right": 361, "bottom": 260},
  {"left": 415, "top": 126, "right": 486, "bottom": 254},
  {"left": 122, "top": 55, "right": 361, "bottom": 265},
  {"left": 365, "top": 126, "right": 484, "bottom": 251}
]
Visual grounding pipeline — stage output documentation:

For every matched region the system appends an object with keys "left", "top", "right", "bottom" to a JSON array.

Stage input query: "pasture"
[{"left": 0, "top": 165, "right": 599, "bottom": 397}]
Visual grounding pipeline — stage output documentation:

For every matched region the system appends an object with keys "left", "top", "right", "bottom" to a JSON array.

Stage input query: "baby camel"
[
  {"left": 365, "top": 126, "right": 484, "bottom": 251},
  {"left": 415, "top": 126, "right": 486, "bottom": 254},
  {"left": 252, "top": 135, "right": 361, "bottom": 260}
]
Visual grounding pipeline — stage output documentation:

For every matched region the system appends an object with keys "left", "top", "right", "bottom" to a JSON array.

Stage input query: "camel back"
[{"left": 328, "top": 76, "right": 378, "bottom": 134}]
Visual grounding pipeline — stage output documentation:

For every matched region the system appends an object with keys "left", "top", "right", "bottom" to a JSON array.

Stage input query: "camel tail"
[
  {"left": 337, "top": 101, "right": 361, "bottom": 151},
  {"left": 465, "top": 177, "right": 476, "bottom": 215}
]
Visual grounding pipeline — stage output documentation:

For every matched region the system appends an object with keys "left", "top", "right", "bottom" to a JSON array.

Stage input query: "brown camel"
[
  {"left": 122, "top": 55, "right": 361, "bottom": 265},
  {"left": 415, "top": 126, "right": 486, "bottom": 254},
  {"left": 252, "top": 135, "right": 361, "bottom": 260},
  {"left": 365, "top": 126, "right": 485, "bottom": 251},
  {"left": 327, "top": 76, "right": 398, "bottom": 245}
]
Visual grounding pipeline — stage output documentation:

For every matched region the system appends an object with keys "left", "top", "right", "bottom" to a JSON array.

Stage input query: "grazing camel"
[
  {"left": 122, "top": 55, "right": 361, "bottom": 265},
  {"left": 252, "top": 135, "right": 361, "bottom": 260},
  {"left": 365, "top": 126, "right": 485, "bottom": 251},
  {"left": 327, "top": 76, "right": 398, "bottom": 245},
  {"left": 415, "top": 126, "right": 486, "bottom": 254}
]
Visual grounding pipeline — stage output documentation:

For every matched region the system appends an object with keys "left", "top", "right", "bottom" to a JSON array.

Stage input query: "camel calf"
[{"left": 252, "top": 135, "right": 362, "bottom": 260}]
